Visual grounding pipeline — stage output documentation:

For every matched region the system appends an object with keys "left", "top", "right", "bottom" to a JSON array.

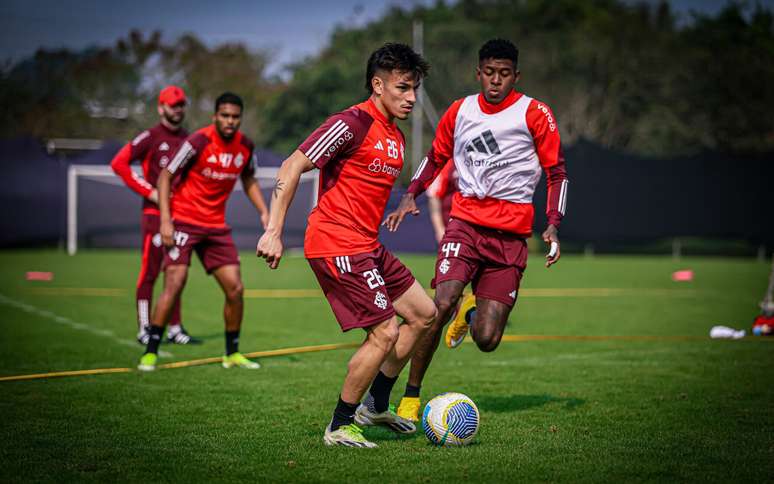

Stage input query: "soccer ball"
[{"left": 422, "top": 392, "right": 480, "bottom": 446}]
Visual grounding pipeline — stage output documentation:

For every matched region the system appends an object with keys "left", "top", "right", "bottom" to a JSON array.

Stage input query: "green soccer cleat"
[
  {"left": 354, "top": 403, "right": 416, "bottom": 434},
  {"left": 323, "top": 423, "right": 377, "bottom": 448},
  {"left": 222, "top": 352, "right": 261, "bottom": 369},
  {"left": 137, "top": 352, "right": 158, "bottom": 372}
]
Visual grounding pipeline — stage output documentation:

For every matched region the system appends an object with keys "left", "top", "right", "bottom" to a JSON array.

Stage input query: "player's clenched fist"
[
  {"left": 256, "top": 231, "right": 283, "bottom": 269},
  {"left": 160, "top": 219, "right": 175, "bottom": 247}
]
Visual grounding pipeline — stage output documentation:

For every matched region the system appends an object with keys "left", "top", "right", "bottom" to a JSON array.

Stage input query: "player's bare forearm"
[
  {"left": 256, "top": 150, "right": 314, "bottom": 269},
  {"left": 157, "top": 169, "right": 174, "bottom": 246},
  {"left": 383, "top": 193, "right": 420, "bottom": 232},
  {"left": 542, "top": 224, "right": 561, "bottom": 268},
  {"left": 242, "top": 174, "right": 269, "bottom": 228},
  {"left": 427, "top": 196, "right": 445, "bottom": 242}
]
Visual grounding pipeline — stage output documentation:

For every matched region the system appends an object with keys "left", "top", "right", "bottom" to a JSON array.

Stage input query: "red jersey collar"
[
  {"left": 477, "top": 89, "right": 523, "bottom": 115},
  {"left": 206, "top": 124, "right": 240, "bottom": 145},
  {"left": 364, "top": 98, "right": 395, "bottom": 128}
]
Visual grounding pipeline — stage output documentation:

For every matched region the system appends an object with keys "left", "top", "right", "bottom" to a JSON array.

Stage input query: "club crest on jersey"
[
  {"left": 159, "top": 142, "right": 170, "bottom": 151},
  {"left": 234, "top": 153, "right": 244, "bottom": 168}
]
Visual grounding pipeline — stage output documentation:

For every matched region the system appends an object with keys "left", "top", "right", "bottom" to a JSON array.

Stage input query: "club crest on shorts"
[
  {"left": 168, "top": 247, "right": 180, "bottom": 261},
  {"left": 152, "top": 233, "right": 162, "bottom": 247},
  {"left": 439, "top": 258, "right": 451, "bottom": 275},
  {"left": 374, "top": 291, "right": 388, "bottom": 310}
]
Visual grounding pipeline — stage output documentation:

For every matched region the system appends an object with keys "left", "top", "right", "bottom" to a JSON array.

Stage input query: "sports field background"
[{"left": 1, "top": 249, "right": 772, "bottom": 482}]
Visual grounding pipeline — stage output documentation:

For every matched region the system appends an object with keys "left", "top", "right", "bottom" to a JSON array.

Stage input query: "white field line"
[{"left": 0, "top": 293, "right": 172, "bottom": 358}]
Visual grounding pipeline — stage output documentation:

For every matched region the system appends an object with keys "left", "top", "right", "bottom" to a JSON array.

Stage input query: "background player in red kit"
[
  {"left": 385, "top": 39, "right": 569, "bottom": 421},
  {"left": 138, "top": 92, "right": 269, "bottom": 371},
  {"left": 110, "top": 85, "right": 199, "bottom": 345},
  {"left": 257, "top": 43, "right": 437, "bottom": 448}
]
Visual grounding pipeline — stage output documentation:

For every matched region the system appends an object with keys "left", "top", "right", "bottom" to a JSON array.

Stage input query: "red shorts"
[
  {"left": 432, "top": 218, "right": 528, "bottom": 307},
  {"left": 163, "top": 221, "right": 240, "bottom": 274},
  {"left": 307, "top": 245, "right": 416, "bottom": 332}
]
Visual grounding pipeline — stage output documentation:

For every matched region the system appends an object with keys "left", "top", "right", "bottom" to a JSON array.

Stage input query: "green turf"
[{"left": 0, "top": 250, "right": 772, "bottom": 482}]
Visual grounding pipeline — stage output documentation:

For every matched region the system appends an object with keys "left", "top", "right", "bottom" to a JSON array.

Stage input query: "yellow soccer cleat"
[
  {"left": 396, "top": 396, "right": 421, "bottom": 422},
  {"left": 222, "top": 352, "right": 261, "bottom": 369},
  {"left": 445, "top": 294, "right": 476, "bottom": 348}
]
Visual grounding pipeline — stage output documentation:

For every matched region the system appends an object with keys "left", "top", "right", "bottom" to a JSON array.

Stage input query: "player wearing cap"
[
  {"left": 385, "top": 39, "right": 569, "bottom": 421},
  {"left": 257, "top": 43, "right": 437, "bottom": 448},
  {"left": 137, "top": 92, "right": 269, "bottom": 371},
  {"left": 111, "top": 85, "right": 200, "bottom": 345}
]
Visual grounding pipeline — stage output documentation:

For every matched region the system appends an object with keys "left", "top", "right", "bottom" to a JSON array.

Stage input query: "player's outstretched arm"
[
  {"left": 157, "top": 168, "right": 175, "bottom": 247},
  {"left": 241, "top": 173, "right": 269, "bottom": 229},
  {"left": 256, "top": 150, "right": 314, "bottom": 269}
]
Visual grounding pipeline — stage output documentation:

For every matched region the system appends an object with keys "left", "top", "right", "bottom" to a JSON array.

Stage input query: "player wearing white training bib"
[{"left": 384, "top": 39, "right": 568, "bottom": 421}]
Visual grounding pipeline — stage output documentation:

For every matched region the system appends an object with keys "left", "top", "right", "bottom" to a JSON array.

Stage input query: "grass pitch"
[{"left": 0, "top": 250, "right": 772, "bottom": 482}]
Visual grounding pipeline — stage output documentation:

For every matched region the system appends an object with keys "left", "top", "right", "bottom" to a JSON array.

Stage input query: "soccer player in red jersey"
[
  {"left": 385, "top": 39, "right": 569, "bottom": 421},
  {"left": 137, "top": 92, "right": 269, "bottom": 371},
  {"left": 111, "top": 85, "right": 200, "bottom": 345},
  {"left": 257, "top": 44, "right": 437, "bottom": 448}
]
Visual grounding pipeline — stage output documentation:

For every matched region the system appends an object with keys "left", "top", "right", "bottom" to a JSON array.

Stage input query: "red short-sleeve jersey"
[
  {"left": 299, "top": 99, "right": 406, "bottom": 258},
  {"left": 166, "top": 125, "right": 255, "bottom": 228}
]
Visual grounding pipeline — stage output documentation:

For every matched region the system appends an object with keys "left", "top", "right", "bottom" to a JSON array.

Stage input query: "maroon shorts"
[
  {"left": 163, "top": 221, "right": 240, "bottom": 274},
  {"left": 307, "top": 245, "right": 416, "bottom": 332},
  {"left": 432, "top": 218, "right": 528, "bottom": 307}
]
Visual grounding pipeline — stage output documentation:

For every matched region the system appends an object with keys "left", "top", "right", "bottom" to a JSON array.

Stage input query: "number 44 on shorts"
[{"left": 442, "top": 242, "right": 460, "bottom": 258}]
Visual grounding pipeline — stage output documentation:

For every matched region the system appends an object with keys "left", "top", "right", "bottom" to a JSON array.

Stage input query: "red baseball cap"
[{"left": 158, "top": 85, "right": 186, "bottom": 106}]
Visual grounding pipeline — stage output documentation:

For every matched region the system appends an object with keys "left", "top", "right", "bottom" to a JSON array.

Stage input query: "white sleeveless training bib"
[{"left": 452, "top": 93, "right": 541, "bottom": 204}]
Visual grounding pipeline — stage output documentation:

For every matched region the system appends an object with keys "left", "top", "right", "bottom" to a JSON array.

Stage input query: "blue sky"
[{"left": 1, "top": 0, "right": 769, "bottom": 75}]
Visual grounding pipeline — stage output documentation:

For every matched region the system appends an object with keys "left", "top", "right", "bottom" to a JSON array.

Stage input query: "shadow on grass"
[{"left": 476, "top": 394, "right": 585, "bottom": 413}]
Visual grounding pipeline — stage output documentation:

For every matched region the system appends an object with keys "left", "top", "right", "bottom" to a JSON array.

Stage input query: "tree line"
[{"left": 1, "top": 0, "right": 772, "bottom": 160}]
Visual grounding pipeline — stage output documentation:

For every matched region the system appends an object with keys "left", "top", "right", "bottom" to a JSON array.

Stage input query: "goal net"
[{"left": 66, "top": 165, "right": 318, "bottom": 255}]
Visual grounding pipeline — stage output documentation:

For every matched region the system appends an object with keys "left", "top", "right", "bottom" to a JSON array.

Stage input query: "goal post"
[{"left": 66, "top": 164, "right": 318, "bottom": 255}]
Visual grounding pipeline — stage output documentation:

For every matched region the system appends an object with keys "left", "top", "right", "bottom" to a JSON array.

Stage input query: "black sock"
[
  {"left": 404, "top": 383, "right": 421, "bottom": 398},
  {"left": 330, "top": 396, "right": 359, "bottom": 431},
  {"left": 465, "top": 307, "right": 476, "bottom": 325},
  {"left": 368, "top": 371, "right": 399, "bottom": 413},
  {"left": 145, "top": 325, "right": 164, "bottom": 355},
  {"left": 225, "top": 330, "right": 240, "bottom": 355}
]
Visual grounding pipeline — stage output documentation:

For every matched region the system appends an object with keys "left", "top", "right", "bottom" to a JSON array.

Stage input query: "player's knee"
[
  {"left": 370, "top": 319, "right": 400, "bottom": 352},
  {"left": 435, "top": 295, "right": 459, "bottom": 322},
  {"left": 225, "top": 281, "right": 244, "bottom": 303},
  {"left": 472, "top": 325, "right": 502, "bottom": 353}
]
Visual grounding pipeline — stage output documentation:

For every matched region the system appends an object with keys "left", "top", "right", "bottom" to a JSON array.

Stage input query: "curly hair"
[{"left": 478, "top": 39, "right": 519, "bottom": 67}]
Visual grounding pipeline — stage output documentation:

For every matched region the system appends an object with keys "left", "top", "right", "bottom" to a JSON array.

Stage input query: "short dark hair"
[
  {"left": 479, "top": 39, "right": 519, "bottom": 67},
  {"left": 365, "top": 43, "right": 430, "bottom": 93},
  {"left": 214, "top": 92, "right": 243, "bottom": 112}
]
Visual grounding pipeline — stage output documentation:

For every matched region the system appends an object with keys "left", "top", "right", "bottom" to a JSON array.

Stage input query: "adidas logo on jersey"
[
  {"left": 509, "top": 290, "right": 517, "bottom": 299},
  {"left": 207, "top": 154, "right": 217, "bottom": 164},
  {"left": 159, "top": 142, "right": 170, "bottom": 151},
  {"left": 374, "top": 140, "right": 384, "bottom": 151},
  {"left": 465, "top": 130, "right": 501, "bottom": 155}
]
